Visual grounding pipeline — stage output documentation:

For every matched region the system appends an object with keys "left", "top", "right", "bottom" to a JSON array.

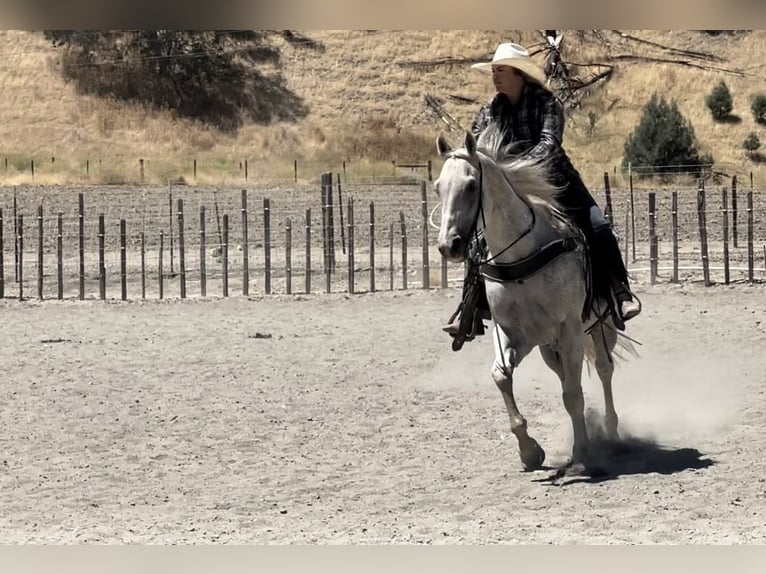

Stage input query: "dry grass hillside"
[{"left": 1, "top": 29, "right": 766, "bottom": 187}]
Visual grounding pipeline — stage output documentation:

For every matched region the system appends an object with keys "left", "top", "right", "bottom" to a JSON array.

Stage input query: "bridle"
[{"left": 462, "top": 151, "right": 537, "bottom": 266}]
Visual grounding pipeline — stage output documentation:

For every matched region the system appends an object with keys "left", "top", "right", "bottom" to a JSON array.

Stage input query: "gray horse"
[{"left": 435, "top": 129, "right": 634, "bottom": 476}]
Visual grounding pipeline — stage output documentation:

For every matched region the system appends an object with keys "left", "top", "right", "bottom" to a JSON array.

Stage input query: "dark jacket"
[{"left": 471, "top": 84, "right": 583, "bottom": 190}]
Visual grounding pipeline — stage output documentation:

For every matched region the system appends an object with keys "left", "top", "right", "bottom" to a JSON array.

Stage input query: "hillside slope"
[{"left": 0, "top": 29, "right": 764, "bottom": 186}]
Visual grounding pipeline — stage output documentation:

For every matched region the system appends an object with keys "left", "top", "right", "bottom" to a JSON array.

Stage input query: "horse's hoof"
[
  {"left": 565, "top": 462, "right": 588, "bottom": 477},
  {"left": 548, "top": 459, "right": 609, "bottom": 483},
  {"left": 520, "top": 439, "right": 546, "bottom": 471}
]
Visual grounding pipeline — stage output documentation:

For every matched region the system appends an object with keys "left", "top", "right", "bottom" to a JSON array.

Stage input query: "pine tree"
[
  {"left": 751, "top": 94, "right": 766, "bottom": 124},
  {"left": 705, "top": 80, "right": 733, "bottom": 120},
  {"left": 743, "top": 132, "right": 761, "bottom": 158},
  {"left": 623, "top": 94, "right": 712, "bottom": 177},
  {"left": 43, "top": 31, "right": 311, "bottom": 131}
]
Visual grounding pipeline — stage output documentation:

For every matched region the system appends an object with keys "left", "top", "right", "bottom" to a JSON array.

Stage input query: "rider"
[{"left": 443, "top": 41, "right": 641, "bottom": 341}]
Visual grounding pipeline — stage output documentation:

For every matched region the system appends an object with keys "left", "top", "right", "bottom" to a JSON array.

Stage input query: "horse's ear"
[
  {"left": 464, "top": 130, "right": 477, "bottom": 156},
  {"left": 436, "top": 134, "right": 452, "bottom": 157}
]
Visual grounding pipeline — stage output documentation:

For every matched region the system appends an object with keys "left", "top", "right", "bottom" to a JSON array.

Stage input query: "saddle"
[{"left": 445, "top": 233, "right": 629, "bottom": 351}]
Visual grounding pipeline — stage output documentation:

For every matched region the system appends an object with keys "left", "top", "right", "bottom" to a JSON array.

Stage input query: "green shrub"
[
  {"left": 743, "top": 132, "right": 761, "bottom": 158},
  {"left": 705, "top": 80, "right": 733, "bottom": 120},
  {"left": 751, "top": 94, "right": 766, "bottom": 124},
  {"left": 623, "top": 94, "right": 711, "bottom": 177}
]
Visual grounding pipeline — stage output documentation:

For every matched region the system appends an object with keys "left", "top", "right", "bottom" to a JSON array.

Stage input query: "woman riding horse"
[{"left": 444, "top": 42, "right": 640, "bottom": 345}]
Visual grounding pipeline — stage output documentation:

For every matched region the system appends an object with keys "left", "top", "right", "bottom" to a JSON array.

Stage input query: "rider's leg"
[
  {"left": 589, "top": 207, "right": 640, "bottom": 321},
  {"left": 556, "top": 177, "right": 640, "bottom": 323}
]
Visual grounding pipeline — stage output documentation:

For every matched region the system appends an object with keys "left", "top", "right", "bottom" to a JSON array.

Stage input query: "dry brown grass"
[{"left": 2, "top": 29, "right": 766, "bottom": 187}]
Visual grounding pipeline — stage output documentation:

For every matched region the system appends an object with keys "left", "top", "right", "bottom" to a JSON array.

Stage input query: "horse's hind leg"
[
  {"left": 491, "top": 331, "right": 543, "bottom": 470},
  {"left": 591, "top": 326, "right": 620, "bottom": 440}
]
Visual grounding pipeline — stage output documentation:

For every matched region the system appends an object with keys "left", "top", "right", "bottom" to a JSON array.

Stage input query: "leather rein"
[{"left": 468, "top": 153, "right": 580, "bottom": 283}]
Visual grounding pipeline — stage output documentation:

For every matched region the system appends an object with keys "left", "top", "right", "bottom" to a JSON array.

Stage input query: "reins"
[{"left": 471, "top": 153, "right": 537, "bottom": 266}]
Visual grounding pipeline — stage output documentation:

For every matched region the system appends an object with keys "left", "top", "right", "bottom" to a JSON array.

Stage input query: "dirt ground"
[{"left": 1, "top": 278, "right": 765, "bottom": 544}]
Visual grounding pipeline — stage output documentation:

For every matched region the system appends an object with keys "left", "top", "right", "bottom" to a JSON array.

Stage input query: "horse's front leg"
[{"left": 491, "top": 329, "right": 543, "bottom": 471}]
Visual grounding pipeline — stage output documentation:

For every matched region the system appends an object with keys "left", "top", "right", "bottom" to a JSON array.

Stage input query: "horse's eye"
[{"left": 466, "top": 180, "right": 477, "bottom": 193}]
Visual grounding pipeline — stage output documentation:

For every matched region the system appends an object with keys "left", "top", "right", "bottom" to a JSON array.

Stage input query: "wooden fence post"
[
  {"left": 0, "top": 208, "right": 4, "bottom": 299},
  {"left": 347, "top": 197, "right": 355, "bottom": 294},
  {"left": 17, "top": 214, "right": 23, "bottom": 301},
  {"left": 13, "top": 188, "right": 18, "bottom": 282},
  {"left": 199, "top": 205, "right": 206, "bottom": 297},
  {"left": 389, "top": 222, "right": 394, "bottom": 290},
  {"left": 57, "top": 212, "right": 63, "bottom": 300},
  {"left": 320, "top": 179, "right": 332, "bottom": 293},
  {"left": 722, "top": 187, "right": 730, "bottom": 285},
  {"left": 158, "top": 231, "right": 164, "bottom": 300},
  {"left": 325, "top": 173, "right": 336, "bottom": 272},
  {"left": 671, "top": 191, "right": 679, "bottom": 283},
  {"left": 263, "top": 198, "right": 271, "bottom": 294},
  {"left": 420, "top": 181, "right": 430, "bottom": 289},
  {"left": 78, "top": 192, "right": 85, "bottom": 300},
  {"left": 120, "top": 219, "right": 127, "bottom": 300},
  {"left": 141, "top": 232, "right": 146, "bottom": 300},
  {"left": 177, "top": 198, "right": 186, "bottom": 299},
  {"left": 286, "top": 218, "right": 292, "bottom": 295},
  {"left": 305, "top": 208, "right": 311, "bottom": 294},
  {"left": 320, "top": 172, "right": 336, "bottom": 278},
  {"left": 241, "top": 189, "right": 249, "bottom": 296},
  {"left": 400, "top": 211, "right": 407, "bottom": 290},
  {"left": 223, "top": 214, "right": 229, "bottom": 297},
  {"left": 214, "top": 194, "right": 223, "bottom": 251},
  {"left": 338, "top": 173, "right": 346, "bottom": 255},
  {"left": 98, "top": 214, "right": 106, "bottom": 299},
  {"left": 629, "top": 163, "right": 636, "bottom": 261},
  {"left": 697, "top": 181, "right": 711, "bottom": 286},
  {"left": 747, "top": 191, "right": 754, "bottom": 283},
  {"left": 732, "top": 175, "right": 738, "bottom": 248},
  {"left": 369, "top": 201, "right": 375, "bottom": 293},
  {"left": 321, "top": 173, "right": 328, "bottom": 278},
  {"left": 168, "top": 183, "right": 174, "bottom": 275},
  {"left": 648, "top": 192, "right": 657, "bottom": 285},
  {"left": 37, "top": 204, "right": 43, "bottom": 299}
]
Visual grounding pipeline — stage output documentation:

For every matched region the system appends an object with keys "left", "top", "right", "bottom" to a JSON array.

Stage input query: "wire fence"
[{"left": 1, "top": 173, "right": 765, "bottom": 302}]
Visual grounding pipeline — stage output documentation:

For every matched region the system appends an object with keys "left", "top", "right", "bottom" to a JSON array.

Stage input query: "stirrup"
[
  {"left": 451, "top": 309, "right": 486, "bottom": 352},
  {"left": 612, "top": 283, "right": 642, "bottom": 331},
  {"left": 620, "top": 299, "right": 641, "bottom": 322}
]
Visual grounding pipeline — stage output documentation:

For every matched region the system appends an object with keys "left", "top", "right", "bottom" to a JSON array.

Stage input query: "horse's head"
[{"left": 434, "top": 131, "right": 481, "bottom": 261}]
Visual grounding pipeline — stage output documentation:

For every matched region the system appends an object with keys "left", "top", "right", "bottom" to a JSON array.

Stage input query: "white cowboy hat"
[{"left": 470, "top": 43, "right": 547, "bottom": 87}]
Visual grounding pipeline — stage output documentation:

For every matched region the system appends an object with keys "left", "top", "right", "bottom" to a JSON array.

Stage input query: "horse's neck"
[{"left": 480, "top": 163, "right": 556, "bottom": 262}]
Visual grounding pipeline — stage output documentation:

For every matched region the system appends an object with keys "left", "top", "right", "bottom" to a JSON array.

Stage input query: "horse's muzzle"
[{"left": 438, "top": 234, "right": 465, "bottom": 260}]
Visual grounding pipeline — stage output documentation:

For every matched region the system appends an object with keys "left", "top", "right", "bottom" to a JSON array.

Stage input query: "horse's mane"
[{"left": 475, "top": 122, "right": 567, "bottom": 223}]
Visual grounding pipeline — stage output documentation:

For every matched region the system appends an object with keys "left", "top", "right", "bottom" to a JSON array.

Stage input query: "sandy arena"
[{"left": 1, "top": 279, "right": 765, "bottom": 544}]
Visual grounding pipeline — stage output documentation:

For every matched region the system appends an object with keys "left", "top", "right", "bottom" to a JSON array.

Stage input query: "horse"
[{"left": 434, "top": 128, "right": 634, "bottom": 477}]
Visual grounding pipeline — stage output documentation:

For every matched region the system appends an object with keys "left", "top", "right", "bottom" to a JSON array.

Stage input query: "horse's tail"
[{"left": 583, "top": 320, "right": 641, "bottom": 373}]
